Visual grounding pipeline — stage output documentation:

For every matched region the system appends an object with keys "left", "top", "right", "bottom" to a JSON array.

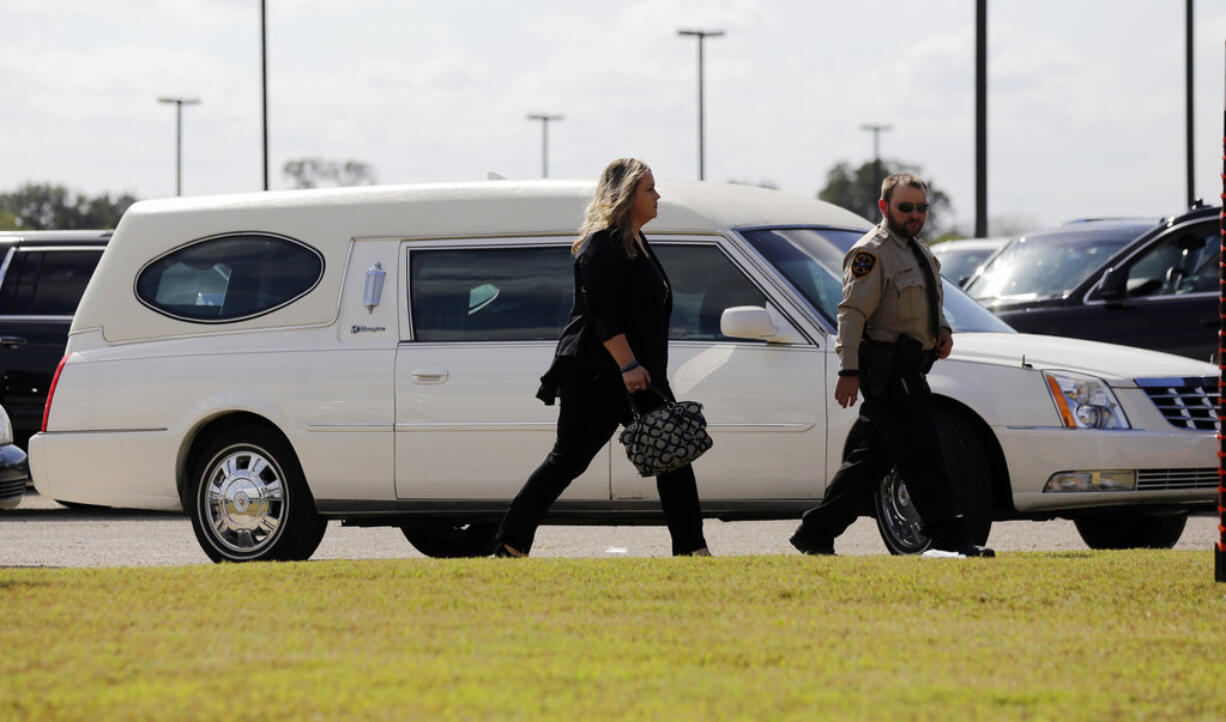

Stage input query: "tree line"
[{"left": 2, "top": 157, "right": 957, "bottom": 236}]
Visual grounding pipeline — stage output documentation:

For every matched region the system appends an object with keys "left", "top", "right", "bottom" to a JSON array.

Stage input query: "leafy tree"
[
  {"left": 818, "top": 160, "right": 953, "bottom": 237},
  {"left": 0, "top": 183, "right": 136, "bottom": 230},
  {"left": 282, "top": 158, "right": 377, "bottom": 189}
]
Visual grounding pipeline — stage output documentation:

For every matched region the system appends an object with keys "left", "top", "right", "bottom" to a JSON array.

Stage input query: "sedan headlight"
[
  {"left": 0, "top": 405, "right": 11, "bottom": 446},
  {"left": 1042, "top": 371, "right": 1130, "bottom": 429}
]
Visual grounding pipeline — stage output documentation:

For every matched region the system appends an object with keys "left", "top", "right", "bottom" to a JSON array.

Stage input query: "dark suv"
[
  {"left": 0, "top": 230, "right": 110, "bottom": 447},
  {"left": 964, "top": 206, "right": 1219, "bottom": 361}
]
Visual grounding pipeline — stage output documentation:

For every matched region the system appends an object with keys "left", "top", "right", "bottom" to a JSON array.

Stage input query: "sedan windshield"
[
  {"left": 740, "top": 227, "right": 1014, "bottom": 333},
  {"left": 964, "top": 234, "right": 1130, "bottom": 305}
]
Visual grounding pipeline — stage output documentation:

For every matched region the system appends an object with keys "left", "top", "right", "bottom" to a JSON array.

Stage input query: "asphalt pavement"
[{"left": 1, "top": 492, "right": 1221, "bottom": 567}]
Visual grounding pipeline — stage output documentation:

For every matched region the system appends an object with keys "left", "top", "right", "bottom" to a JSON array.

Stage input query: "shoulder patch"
[{"left": 850, "top": 251, "right": 878, "bottom": 279}]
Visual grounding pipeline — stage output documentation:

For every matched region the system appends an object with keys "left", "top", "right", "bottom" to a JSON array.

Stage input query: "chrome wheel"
[
  {"left": 199, "top": 445, "right": 287, "bottom": 556},
  {"left": 874, "top": 469, "right": 931, "bottom": 555}
]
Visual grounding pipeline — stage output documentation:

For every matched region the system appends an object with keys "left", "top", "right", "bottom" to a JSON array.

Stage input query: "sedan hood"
[{"left": 950, "top": 333, "right": 1216, "bottom": 387}]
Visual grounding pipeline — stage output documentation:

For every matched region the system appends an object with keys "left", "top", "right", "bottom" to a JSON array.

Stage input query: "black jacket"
[{"left": 537, "top": 227, "right": 672, "bottom": 404}]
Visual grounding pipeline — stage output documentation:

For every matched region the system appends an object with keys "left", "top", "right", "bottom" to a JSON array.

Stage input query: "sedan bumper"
[{"left": 997, "top": 426, "right": 1217, "bottom": 514}]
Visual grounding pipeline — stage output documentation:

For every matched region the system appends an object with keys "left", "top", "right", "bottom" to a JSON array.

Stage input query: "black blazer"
[{"left": 537, "top": 227, "right": 672, "bottom": 404}]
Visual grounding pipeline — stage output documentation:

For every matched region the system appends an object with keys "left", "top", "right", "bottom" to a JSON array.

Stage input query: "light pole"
[
  {"left": 677, "top": 29, "right": 724, "bottom": 180},
  {"left": 975, "top": 0, "right": 988, "bottom": 237},
  {"left": 860, "top": 123, "right": 892, "bottom": 198},
  {"left": 526, "top": 113, "right": 563, "bottom": 178},
  {"left": 261, "top": 0, "right": 269, "bottom": 191},
  {"left": 157, "top": 96, "right": 201, "bottom": 196},
  {"left": 1185, "top": 0, "right": 1194, "bottom": 207}
]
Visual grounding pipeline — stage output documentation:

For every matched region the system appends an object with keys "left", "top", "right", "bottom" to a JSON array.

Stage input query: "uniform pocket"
[{"left": 895, "top": 277, "right": 925, "bottom": 318}]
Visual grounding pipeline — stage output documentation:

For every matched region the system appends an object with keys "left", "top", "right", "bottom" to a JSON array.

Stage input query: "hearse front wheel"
[{"left": 188, "top": 426, "right": 326, "bottom": 563}]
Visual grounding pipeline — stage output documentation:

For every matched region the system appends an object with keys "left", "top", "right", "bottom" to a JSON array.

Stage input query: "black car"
[
  {"left": 0, "top": 230, "right": 110, "bottom": 448},
  {"left": 0, "top": 403, "right": 28, "bottom": 510},
  {"left": 963, "top": 207, "right": 1218, "bottom": 361}
]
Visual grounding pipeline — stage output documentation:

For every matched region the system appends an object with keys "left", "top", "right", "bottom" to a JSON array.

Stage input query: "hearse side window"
[
  {"left": 0, "top": 249, "right": 103, "bottom": 316},
  {"left": 653, "top": 244, "right": 767, "bottom": 341},
  {"left": 410, "top": 246, "right": 574, "bottom": 341},
  {"left": 135, "top": 234, "right": 323, "bottom": 322}
]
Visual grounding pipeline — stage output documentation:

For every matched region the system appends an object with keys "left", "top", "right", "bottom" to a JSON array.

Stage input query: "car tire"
[
  {"left": 187, "top": 425, "right": 327, "bottom": 563},
  {"left": 1073, "top": 510, "right": 1188, "bottom": 550},
  {"left": 874, "top": 407, "right": 994, "bottom": 555},
  {"left": 401, "top": 520, "right": 499, "bottom": 558}
]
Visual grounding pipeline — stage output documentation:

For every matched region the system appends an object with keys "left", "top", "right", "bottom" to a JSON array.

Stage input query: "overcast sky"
[{"left": 4, "top": 0, "right": 1225, "bottom": 235}]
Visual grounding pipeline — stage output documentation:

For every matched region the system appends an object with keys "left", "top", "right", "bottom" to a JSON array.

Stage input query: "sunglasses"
[{"left": 895, "top": 202, "right": 929, "bottom": 214}]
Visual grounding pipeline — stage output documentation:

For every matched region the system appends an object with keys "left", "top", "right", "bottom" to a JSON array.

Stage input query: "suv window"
[
  {"left": 410, "top": 246, "right": 574, "bottom": 342},
  {"left": 0, "top": 249, "right": 103, "bottom": 316},
  {"left": 1124, "top": 222, "right": 1218, "bottom": 297},
  {"left": 652, "top": 245, "right": 767, "bottom": 341},
  {"left": 135, "top": 234, "right": 323, "bottom": 322}
]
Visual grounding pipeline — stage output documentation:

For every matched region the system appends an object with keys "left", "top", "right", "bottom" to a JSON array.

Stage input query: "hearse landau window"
[
  {"left": 410, "top": 247, "right": 574, "bottom": 342},
  {"left": 135, "top": 234, "right": 322, "bottom": 322}
]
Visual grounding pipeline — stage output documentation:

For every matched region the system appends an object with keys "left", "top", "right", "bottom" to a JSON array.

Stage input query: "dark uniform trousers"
[
  {"left": 496, "top": 362, "right": 708, "bottom": 556},
  {"left": 794, "top": 336, "right": 968, "bottom": 550}
]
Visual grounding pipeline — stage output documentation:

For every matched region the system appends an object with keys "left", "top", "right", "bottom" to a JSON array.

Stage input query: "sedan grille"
[
  {"left": 1135, "top": 468, "right": 1219, "bottom": 491},
  {"left": 1135, "top": 377, "right": 1219, "bottom": 432}
]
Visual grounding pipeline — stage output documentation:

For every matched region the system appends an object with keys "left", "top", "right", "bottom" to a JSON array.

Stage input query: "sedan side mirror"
[
  {"left": 720, "top": 305, "right": 806, "bottom": 344},
  {"left": 1096, "top": 266, "right": 1126, "bottom": 303}
]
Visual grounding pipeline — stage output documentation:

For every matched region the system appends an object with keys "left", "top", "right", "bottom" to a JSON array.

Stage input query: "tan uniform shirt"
[{"left": 835, "top": 220, "right": 951, "bottom": 372}]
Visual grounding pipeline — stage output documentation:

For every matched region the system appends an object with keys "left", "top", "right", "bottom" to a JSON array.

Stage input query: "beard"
[{"left": 885, "top": 210, "right": 924, "bottom": 239}]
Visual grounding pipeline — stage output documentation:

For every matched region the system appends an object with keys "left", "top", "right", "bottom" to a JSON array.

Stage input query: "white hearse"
[{"left": 28, "top": 181, "right": 1218, "bottom": 562}]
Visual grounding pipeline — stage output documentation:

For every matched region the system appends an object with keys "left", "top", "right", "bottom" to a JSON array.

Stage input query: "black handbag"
[{"left": 618, "top": 385, "right": 713, "bottom": 477}]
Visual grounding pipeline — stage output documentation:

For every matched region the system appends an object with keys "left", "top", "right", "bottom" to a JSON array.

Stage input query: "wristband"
[
  {"left": 619, "top": 360, "right": 641, "bottom": 373},
  {"left": 838, "top": 369, "right": 859, "bottom": 377}
]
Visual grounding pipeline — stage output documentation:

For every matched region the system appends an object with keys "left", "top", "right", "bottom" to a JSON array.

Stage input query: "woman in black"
[{"left": 493, "top": 158, "right": 710, "bottom": 557}]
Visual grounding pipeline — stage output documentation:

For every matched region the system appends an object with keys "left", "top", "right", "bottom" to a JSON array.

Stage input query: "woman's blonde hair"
[{"left": 573, "top": 157, "right": 652, "bottom": 256}]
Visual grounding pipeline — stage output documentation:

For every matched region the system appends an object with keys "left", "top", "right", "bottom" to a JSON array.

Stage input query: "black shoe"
[
  {"left": 958, "top": 544, "right": 995, "bottom": 558},
  {"left": 789, "top": 531, "right": 835, "bottom": 556}
]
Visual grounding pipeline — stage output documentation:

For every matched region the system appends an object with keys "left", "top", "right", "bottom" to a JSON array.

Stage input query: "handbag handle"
[{"left": 624, "top": 383, "right": 673, "bottom": 419}]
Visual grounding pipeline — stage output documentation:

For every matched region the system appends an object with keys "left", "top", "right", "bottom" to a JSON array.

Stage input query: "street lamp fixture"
[
  {"left": 157, "top": 96, "right": 201, "bottom": 196},
  {"left": 526, "top": 113, "right": 564, "bottom": 178},
  {"left": 677, "top": 29, "right": 724, "bottom": 180}
]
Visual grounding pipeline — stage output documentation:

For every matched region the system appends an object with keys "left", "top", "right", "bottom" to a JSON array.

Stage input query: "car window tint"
[
  {"left": 652, "top": 245, "right": 767, "bottom": 341},
  {"left": 135, "top": 234, "right": 323, "bottom": 322},
  {"left": 1125, "top": 223, "right": 1218, "bottom": 297},
  {"left": 410, "top": 246, "right": 573, "bottom": 341},
  {"left": 0, "top": 250, "right": 102, "bottom": 316},
  {"left": 742, "top": 227, "right": 1014, "bottom": 333},
  {"left": 966, "top": 235, "right": 1128, "bottom": 302}
]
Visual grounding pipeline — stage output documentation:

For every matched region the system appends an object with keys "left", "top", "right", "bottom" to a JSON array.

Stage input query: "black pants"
[
  {"left": 496, "top": 363, "right": 708, "bottom": 556},
  {"left": 793, "top": 367, "right": 968, "bottom": 550}
]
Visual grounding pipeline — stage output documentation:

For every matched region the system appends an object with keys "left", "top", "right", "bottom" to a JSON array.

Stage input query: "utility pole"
[
  {"left": 157, "top": 96, "right": 201, "bottom": 196},
  {"left": 526, "top": 114, "right": 563, "bottom": 178},
  {"left": 975, "top": 0, "right": 988, "bottom": 237},
  {"left": 261, "top": 0, "right": 269, "bottom": 191},
  {"left": 1186, "top": 0, "right": 1195, "bottom": 207},
  {"left": 677, "top": 29, "right": 724, "bottom": 180},
  {"left": 860, "top": 123, "right": 892, "bottom": 197}
]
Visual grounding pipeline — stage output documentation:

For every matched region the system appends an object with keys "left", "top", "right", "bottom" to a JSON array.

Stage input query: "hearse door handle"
[
  {"left": 1201, "top": 317, "right": 1219, "bottom": 328},
  {"left": 410, "top": 368, "right": 449, "bottom": 384},
  {"left": 0, "top": 336, "right": 27, "bottom": 348}
]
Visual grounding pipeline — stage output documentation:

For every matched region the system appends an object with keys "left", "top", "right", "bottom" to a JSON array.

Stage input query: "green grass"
[{"left": 1, "top": 552, "right": 1224, "bottom": 721}]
